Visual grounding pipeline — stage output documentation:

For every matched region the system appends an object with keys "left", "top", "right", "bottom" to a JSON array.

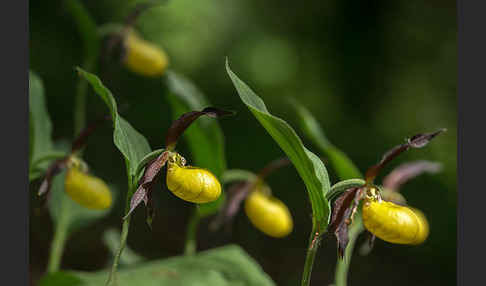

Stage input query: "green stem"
[
  {"left": 301, "top": 226, "right": 322, "bottom": 286},
  {"left": 106, "top": 214, "right": 131, "bottom": 286},
  {"left": 46, "top": 209, "right": 70, "bottom": 273},
  {"left": 106, "top": 165, "right": 134, "bottom": 286},
  {"left": 334, "top": 216, "right": 365, "bottom": 286},
  {"left": 184, "top": 209, "right": 201, "bottom": 255},
  {"left": 64, "top": 0, "right": 100, "bottom": 137}
]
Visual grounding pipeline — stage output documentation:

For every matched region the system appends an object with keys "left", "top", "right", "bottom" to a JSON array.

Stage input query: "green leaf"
[
  {"left": 39, "top": 271, "right": 84, "bottom": 286},
  {"left": 48, "top": 168, "right": 113, "bottom": 234},
  {"left": 166, "top": 71, "right": 227, "bottom": 217},
  {"left": 64, "top": 245, "right": 275, "bottom": 286},
  {"left": 76, "top": 67, "right": 152, "bottom": 178},
  {"left": 290, "top": 99, "right": 362, "bottom": 180},
  {"left": 29, "top": 71, "right": 54, "bottom": 172},
  {"left": 103, "top": 228, "right": 145, "bottom": 266},
  {"left": 226, "top": 60, "right": 331, "bottom": 231}
]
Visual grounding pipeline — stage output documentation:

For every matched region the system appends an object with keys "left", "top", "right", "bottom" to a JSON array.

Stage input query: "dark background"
[{"left": 29, "top": 0, "right": 456, "bottom": 285}]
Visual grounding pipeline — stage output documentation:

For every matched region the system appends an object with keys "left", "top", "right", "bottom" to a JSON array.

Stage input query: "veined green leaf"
[
  {"left": 76, "top": 68, "right": 151, "bottom": 178},
  {"left": 166, "top": 71, "right": 227, "bottom": 217},
  {"left": 291, "top": 99, "right": 362, "bottom": 180},
  {"left": 56, "top": 245, "right": 275, "bottom": 286},
  {"left": 29, "top": 71, "right": 54, "bottom": 173},
  {"left": 226, "top": 60, "right": 331, "bottom": 231}
]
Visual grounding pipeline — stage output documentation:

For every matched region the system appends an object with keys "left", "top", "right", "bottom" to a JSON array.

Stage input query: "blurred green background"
[{"left": 29, "top": 0, "right": 456, "bottom": 285}]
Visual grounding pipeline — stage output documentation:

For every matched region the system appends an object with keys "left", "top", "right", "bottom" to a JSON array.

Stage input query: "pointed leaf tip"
[{"left": 226, "top": 63, "right": 331, "bottom": 230}]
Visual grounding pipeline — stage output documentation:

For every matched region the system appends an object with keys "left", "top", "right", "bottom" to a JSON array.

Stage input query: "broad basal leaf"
[
  {"left": 60, "top": 245, "right": 275, "bottom": 286},
  {"left": 39, "top": 272, "right": 84, "bottom": 286},
  {"left": 226, "top": 60, "right": 331, "bottom": 231}
]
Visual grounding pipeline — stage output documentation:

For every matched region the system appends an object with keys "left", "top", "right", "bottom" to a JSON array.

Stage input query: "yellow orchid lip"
[
  {"left": 362, "top": 198, "right": 429, "bottom": 245},
  {"left": 64, "top": 167, "right": 112, "bottom": 210},
  {"left": 166, "top": 160, "right": 222, "bottom": 204},
  {"left": 123, "top": 30, "right": 169, "bottom": 77},
  {"left": 244, "top": 189, "right": 293, "bottom": 238}
]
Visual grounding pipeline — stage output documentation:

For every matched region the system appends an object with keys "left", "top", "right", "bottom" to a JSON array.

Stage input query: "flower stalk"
[
  {"left": 301, "top": 227, "right": 322, "bottom": 286},
  {"left": 106, "top": 166, "right": 135, "bottom": 286},
  {"left": 334, "top": 218, "right": 364, "bottom": 286}
]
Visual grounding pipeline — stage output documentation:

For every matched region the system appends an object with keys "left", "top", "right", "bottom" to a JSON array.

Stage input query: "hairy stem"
[
  {"left": 334, "top": 217, "right": 365, "bottom": 286},
  {"left": 184, "top": 209, "right": 201, "bottom": 255},
  {"left": 301, "top": 226, "right": 322, "bottom": 286}
]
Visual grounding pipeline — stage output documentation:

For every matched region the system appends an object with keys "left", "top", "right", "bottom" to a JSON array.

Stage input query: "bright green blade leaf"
[
  {"left": 166, "top": 71, "right": 227, "bottom": 216},
  {"left": 103, "top": 228, "right": 145, "bottom": 266},
  {"left": 291, "top": 99, "right": 362, "bottom": 180},
  {"left": 226, "top": 60, "right": 331, "bottom": 231},
  {"left": 76, "top": 67, "right": 151, "bottom": 178},
  {"left": 29, "top": 71, "right": 54, "bottom": 172},
  {"left": 64, "top": 245, "right": 275, "bottom": 286},
  {"left": 39, "top": 271, "right": 84, "bottom": 286}
]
